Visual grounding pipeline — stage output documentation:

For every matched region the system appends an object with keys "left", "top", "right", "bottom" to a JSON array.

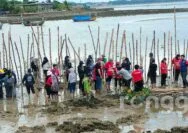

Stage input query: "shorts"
[
  {"left": 69, "top": 82, "right": 76, "bottom": 93},
  {"left": 95, "top": 76, "right": 102, "bottom": 90},
  {"left": 45, "top": 87, "right": 52, "bottom": 96},
  {"left": 106, "top": 76, "right": 112, "bottom": 84}
]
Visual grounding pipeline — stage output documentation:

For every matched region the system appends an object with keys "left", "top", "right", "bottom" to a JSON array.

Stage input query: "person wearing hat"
[
  {"left": 22, "top": 69, "right": 35, "bottom": 96},
  {"left": 45, "top": 70, "right": 52, "bottom": 102},
  {"left": 68, "top": 68, "right": 77, "bottom": 99},
  {"left": 77, "top": 61, "right": 85, "bottom": 96}
]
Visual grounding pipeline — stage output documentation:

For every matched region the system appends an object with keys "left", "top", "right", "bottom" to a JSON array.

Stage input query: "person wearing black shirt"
[{"left": 149, "top": 59, "right": 157, "bottom": 89}]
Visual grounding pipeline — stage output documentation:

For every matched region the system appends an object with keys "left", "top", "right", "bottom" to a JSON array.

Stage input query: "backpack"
[{"left": 26, "top": 74, "right": 33, "bottom": 84}]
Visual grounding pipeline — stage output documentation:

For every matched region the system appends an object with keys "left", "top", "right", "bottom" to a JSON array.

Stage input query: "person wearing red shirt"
[
  {"left": 132, "top": 65, "right": 143, "bottom": 92},
  {"left": 160, "top": 58, "right": 168, "bottom": 87},
  {"left": 104, "top": 59, "right": 114, "bottom": 92},
  {"left": 45, "top": 71, "right": 52, "bottom": 102},
  {"left": 172, "top": 54, "right": 181, "bottom": 84}
]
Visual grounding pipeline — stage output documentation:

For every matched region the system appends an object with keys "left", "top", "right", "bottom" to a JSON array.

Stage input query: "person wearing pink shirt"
[{"left": 51, "top": 64, "right": 60, "bottom": 77}]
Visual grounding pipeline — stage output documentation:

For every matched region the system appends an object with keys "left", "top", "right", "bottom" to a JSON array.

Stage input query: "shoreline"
[{"left": 0, "top": 8, "right": 188, "bottom": 23}]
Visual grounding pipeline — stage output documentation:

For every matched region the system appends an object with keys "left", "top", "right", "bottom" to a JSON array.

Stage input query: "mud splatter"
[
  {"left": 116, "top": 114, "right": 145, "bottom": 125},
  {"left": 16, "top": 125, "right": 45, "bottom": 133}
]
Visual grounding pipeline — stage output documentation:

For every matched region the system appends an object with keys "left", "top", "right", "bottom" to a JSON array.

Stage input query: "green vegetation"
[{"left": 0, "top": 0, "right": 71, "bottom": 14}]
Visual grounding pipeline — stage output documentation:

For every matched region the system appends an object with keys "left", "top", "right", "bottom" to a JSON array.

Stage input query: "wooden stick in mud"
[
  {"left": 132, "top": 33, "right": 135, "bottom": 66},
  {"left": 186, "top": 40, "right": 188, "bottom": 58},
  {"left": 2, "top": 33, "right": 5, "bottom": 68},
  {"left": 65, "top": 34, "right": 68, "bottom": 56},
  {"left": 41, "top": 26, "right": 46, "bottom": 57},
  {"left": 27, "top": 34, "right": 30, "bottom": 69},
  {"left": 119, "top": 31, "right": 125, "bottom": 63},
  {"left": 14, "top": 42, "right": 23, "bottom": 99},
  {"left": 74, "top": 49, "right": 76, "bottom": 70},
  {"left": 78, "top": 47, "right": 81, "bottom": 61},
  {"left": 19, "top": 37, "right": 26, "bottom": 73},
  {"left": 57, "top": 27, "right": 60, "bottom": 59},
  {"left": 2, "top": 33, "right": 8, "bottom": 68},
  {"left": 136, "top": 40, "right": 138, "bottom": 64},
  {"left": 96, "top": 26, "right": 100, "bottom": 57},
  {"left": 144, "top": 37, "right": 148, "bottom": 81},
  {"left": 153, "top": 30, "right": 156, "bottom": 59},
  {"left": 150, "top": 39, "right": 154, "bottom": 53},
  {"left": 184, "top": 39, "right": 186, "bottom": 54},
  {"left": 32, "top": 33, "right": 35, "bottom": 57},
  {"left": 124, "top": 31, "right": 127, "bottom": 58},
  {"left": 177, "top": 40, "right": 180, "bottom": 54},
  {"left": 103, "top": 32, "right": 108, "bottom": 56},
  {"left": 84, "top": 44, "right": 87, "bottom": 62},
  {"left": 8, "top": 32, "right": 11, "bottom": 69},
  {"left": 129, "top": 42, "right": 132, "bottom": 64},
  {"left": 140, "top": 27, "right": 142, "bottom": 65},
  {"left": 167, "top": 32, "right": 170, "bottom": 66},
  {"left": 88, "top": 25, "right": 96, "bottom": 60},
  {"left": 115, "top": 24, "right": 120, "bottom": 62},
  {"left": 10, "top": 37, "right": 19, "bottom": 80},
  {"left": 30, "top": 35, "right": 34, "bottom": 63},
  {"left": 112, "top": 39, "right": 115, "bottom": 60},
  {"left": 0, "top": 52, "right": 1, "bottom": 68},
  {"left": 58, "top": 37, "right": 64, "bottom": 66},
  {"left": 164, "top": 32, "right": 166, "bottom": 58},
  {"left": 49, "top": 28, "right": 52, "bottom": 65},
  {"left": 174, "top": 6, "right": 177, "bottom": 55},
  {"left": 157, "top": 39, "right": 160, "bottom": 75},
  {"left": 68, "top": 37, "right": 80, "bottom": 60},
  {"left": 108, "top": 29, "right": 114, "bottom": 60}
]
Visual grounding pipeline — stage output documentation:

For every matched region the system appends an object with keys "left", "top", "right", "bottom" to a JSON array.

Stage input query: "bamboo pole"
[
  {"left": 0, "top": 52, "right": 1, "bottom": 68},
  {"left": 10, "top": 37, "right": 19, "bottom": 80},
  {"left": 177, "top": 40, "right": 180, "bottom": 54},
  {"left": 2, "top": 33, "right": 5, "bottom": 68},
  {"left": 58, "top": 37, "right": 64, "bottom": 66},
  {"left": 68, "top": 37, "right": 80, "bottom": 60},
  {"left": 8, "top": 31, "right": 11, "bottom": 69},
  {"left": 164, "top": 32, "right": 166, "bottom": 58},
  {"left": 140, "top": 27, "right": 142, "bottom": 65},
  {"left": 112, "top": 39, "right": 114, "bottom": 60},
  {"left": 57, "top": 26, "right": 60, "bottom": 60},
  {"left": 132, "top": 33, "right": 135, "bottom": 66},
  {"left": 78, "top": 47, "right": 80, "bottom": 61},
  {"left": 27, "top": 34, "right": 30, "bottom": 69},
  {"left": 30, "top": 35, "right": 34, "bottom": 64},
  {"left": 32, "top": 33, "right": 35, "bottom": 57},
  {"left": 150, "top": 39, "right": 154, "bottom": 53},
  {"left": 103, "top": 32, "right": 108, "bottom": 55},
  {"left": 129, "top": 42, "right": 132, "bottom": 64},
  {"left": 153, "top": 30, "right": 156, "bottom": 59},
  {"left": 96, "top": 26, "right": 100, "bottom": 58},
  {"left": 49, "top": 28, "right": 52, "bottom": 65},
  {"left": 65, "top": 34, "right": 68, "bottom": 56},
  {"left": 74, "top": 49, "right": 76, "bottom": 70},
  {"left": 41, "top": 26, "right": 46, "bottom": 57},
  {"left": 144, "top": 37, "right": 148, "bottom": 81},
  {"left": 19, "top": 37, "right": 26, "bottom": 73},
  {"left": 124, "top": 31, "right": 127, "bottom": 58},
  {"left": 119, "top": 31, "right": 125, "bottom": 63},
  {"left": 183, "top": 40, "right": 185, "bottom": 54},
  {"left": 84, "top": 44, "right": 87, "bottom": 62},
  {"left": 14, "top": 41, "right": 23, "bottom": 100},
  {"left": 136, "top": 40, "right": 138, "bottom": 64},
  {"left": 115, "top": 24, "right": 120, "bottom": 62},
  {"left": 157, "top": 39, "right": 160, "bottom": 75},
  {"left": 174, "top": 6, "right": 177, "bottom": 55},
  {"left": 167, "top": 32, "right": 170, "bottom": 66},
  {"left": 108, "top": 29, "right": 114, "bottom": 60},
  {"left": 186, "top": 40, "right": 188, "bottom": 58},
  {"left": 2, "top": 33, "right": 8, "bottom": 68},
  {"left": 88, "top": 26, "right": 96, "bottom": 60}
]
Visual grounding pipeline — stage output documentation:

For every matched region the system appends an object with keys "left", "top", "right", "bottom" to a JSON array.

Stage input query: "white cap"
[{"left": 47, "top": 70, "right": 52, "bottom": 76}]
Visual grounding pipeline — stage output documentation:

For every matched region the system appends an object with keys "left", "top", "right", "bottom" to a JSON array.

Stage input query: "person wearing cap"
[
  {"left": 77, "top": 61, "right": 85, "bottom": 96},
  {"left": 131, "top": 65, "right": 144, "bottom": 92},
  {"left": 22, "top": 69, "right": 35, "bottom": 96},
  {"left": 68, "top": 68, "right": 77, "bottom": 99},
  {"left": 51, "top": 64, "right": 60, "bottom": 77},
  {"left": 45, "top": 70, "right": 52, "bottom": 102}
]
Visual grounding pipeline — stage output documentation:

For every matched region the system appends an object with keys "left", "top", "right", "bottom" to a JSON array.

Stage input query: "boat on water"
[
  {"left": 9, "top": 21, "right": 22, "bottom": 25},
  {"left": 72, "top": 15, "right": 96, "bottom": 22},
  {"left": 23, "top": 20, "right": 44, "bottom": 26}
]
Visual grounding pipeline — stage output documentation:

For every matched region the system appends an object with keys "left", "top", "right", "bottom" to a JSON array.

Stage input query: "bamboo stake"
[
  {"left": 78, "top": 47, "right": 80, "bottom": 61},
  {"left": 30, "top": 36, "right": 33, "bottom": 64},
  {"left": 41, "top": 26, "right": 46, "bottom": 57},
  {"left": 140, "top": 27, "right": 142, "bottom": 65},
  {"left": 10, "top": 37, "right": 19, "bottom": 80},
  {"left": 115, "top": 24, "right": 120, "bottom": 62},
  {"left": 68, "top": 37, "right": 80, "bottom": 60},
  {"left": 57, "top": 26, "right": 60, "bottom": 60},
  {"left": 58, "top": 37, "right": 64, "bottom": 66},
  {"left": 164, "top": 32, "right": 166, "bottom": 58},
  {"left": 108, "top": 29, "right": 114, "bottom": 60},
  {"left": 49, "top": 28, "right": 52, "bottom": 65},
  {"left": 112, "top": 40, "right": 114, "bottom": 60},
  {"left": 32, "top": 33, "right": 35, "bottom": 57},
  {"left": 84, "top": 44, "right": 87, "bottom": 62},
  {"left": 96, "top": 26, "right": 100, "bottom": 57},
  {"left": 124, "top": 31, "right": 127, "bottom": 58},
  {"left": 88, "top": 26, "right": 96, "bottom": 60},
  {"left": 8, "top": 31, "right": 11, "bottom": 69},
  {"left": 177, "top": 40, "right": 180, "bottom": 54},
  {"left": 2, "top": 33, "right": 8, "bottom": 68},
  {"left": 74, "top": 49, "right": 76, "bottom": 70},
  {"left": 183, "top": 39, "right": 185, "bottom": 54},
  {"left": 0, "top": 52, "right": 1, "bottom": 68},
  {"left": 119, "top": 31, "right": 125, "bottom": 63},
  {"left": 103, "top": 32, "right": 108, "bottom": 55},
  {"left": 65, "top": 34, "right": 68, "bottom": 56},
  {"left": 2, "top": 33, "right": 5, "bottom": 68},
  {"left": 167, "top": 32, "right": 170, "bottom": 66},
  {"left": 132, "top": 33, "right": 135, "bottom": 66},
  {"left": 151, "top": 39, "right": 154, "bottom": 53},
  {"left": 144, "top": 37, "right": 148, "bottom": 81},
  {"left": 19, "top": 37, "right": 26, "bottom": 73},
  {"left": 27, "top": 34, "right": 30, "bottom": 69},
  {"left": 153, "top": 30, "right": 156, "bottom": 59},
  {"left": 157, "top": 39, "right": 160, "bottom": 75},
  {"left": 136, "top": 40, "right": 138, "bottom": 64},
  {"left": 129, "top": 42, "right": 132, "bottom": 64},
  {"left": 186, "top": 40, "right": 188, "bottom": 58},
  {"left": 174, "top": 6, "right": 177, "bottom": 55},
  {"left": 14, "top": 41, "right": 23, "bottom": 100}
]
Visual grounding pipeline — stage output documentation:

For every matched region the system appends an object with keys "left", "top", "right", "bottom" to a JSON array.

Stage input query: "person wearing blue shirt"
[{"left": 180, "top": 55, "right": 188, "bottom": 88}]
